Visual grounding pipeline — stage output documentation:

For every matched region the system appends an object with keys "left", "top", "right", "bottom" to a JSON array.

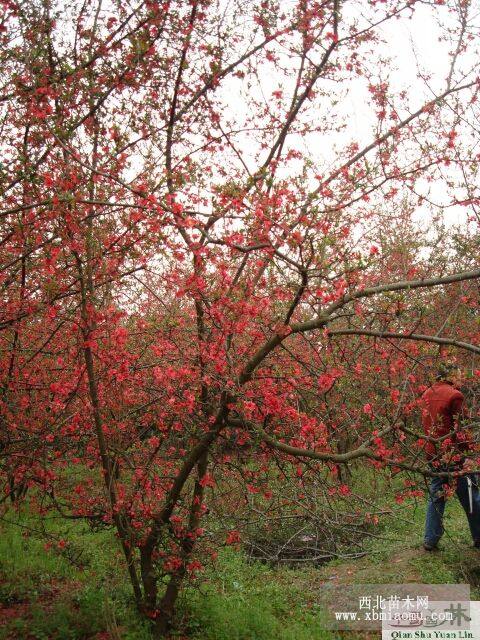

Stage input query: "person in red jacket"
[{"left": 422, "top": 361, "right": 480, "bottom": 550}]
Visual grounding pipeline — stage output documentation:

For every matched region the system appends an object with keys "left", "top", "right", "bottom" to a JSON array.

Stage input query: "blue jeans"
[{"left": 424, "top": 473, "right": 480, "bottom": 545}]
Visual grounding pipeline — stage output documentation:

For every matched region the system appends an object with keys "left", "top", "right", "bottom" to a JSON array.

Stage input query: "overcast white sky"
[{"left": 217, "top": 1, "right": 479, "bottom": 230}]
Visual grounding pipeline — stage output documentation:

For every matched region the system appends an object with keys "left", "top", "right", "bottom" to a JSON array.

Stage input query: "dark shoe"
[{"left": 423, "top": 541, "right": 438, "bottom": 551}]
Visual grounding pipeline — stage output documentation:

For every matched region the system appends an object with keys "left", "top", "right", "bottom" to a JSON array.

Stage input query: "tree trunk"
[{"left": 150, "top": 452, "right": 209, "bottom": 636}]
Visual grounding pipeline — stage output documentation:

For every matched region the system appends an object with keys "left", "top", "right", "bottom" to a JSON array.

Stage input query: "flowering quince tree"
[{"left": 1, "top": 0, "right": 480, "bottom": 634}]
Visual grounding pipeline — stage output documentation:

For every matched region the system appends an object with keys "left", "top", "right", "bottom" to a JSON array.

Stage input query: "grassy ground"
[{"left": 1, "top": 495, "right": 479, "bottom": 639}]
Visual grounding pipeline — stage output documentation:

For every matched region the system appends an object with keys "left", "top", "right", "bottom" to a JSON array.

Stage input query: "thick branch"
[
  {"left": 293, "top": 266, "right": 480, "bottom": 333},
  {"left": 227, "top": 418, "right": 480, "bottom": 478},
  {"left": 328, "top": 328, "right": 480, "bottom": 355}
]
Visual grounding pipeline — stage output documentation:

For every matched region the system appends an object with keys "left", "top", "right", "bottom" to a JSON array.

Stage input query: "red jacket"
[{"left": 421, "top": 381, "right": 466, "bottom": 461}]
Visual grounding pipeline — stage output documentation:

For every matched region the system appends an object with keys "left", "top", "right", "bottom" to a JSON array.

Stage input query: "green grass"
[
  {"left": 184, "top": 548, "right": 334, "bottom": 640},
  {"left": 1, "top": 484, "right": 480, "bottom": 639},
  {"left": 0, "top": 509, "right": 339, "bottom": 640},
  {"left": 0, "top": 509, "right": 151, "bottom": 640}
]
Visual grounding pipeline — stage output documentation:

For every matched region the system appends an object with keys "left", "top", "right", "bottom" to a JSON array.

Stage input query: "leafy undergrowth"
[{"left": 1, "top": 494, "right": 480, "bottom": 640}]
